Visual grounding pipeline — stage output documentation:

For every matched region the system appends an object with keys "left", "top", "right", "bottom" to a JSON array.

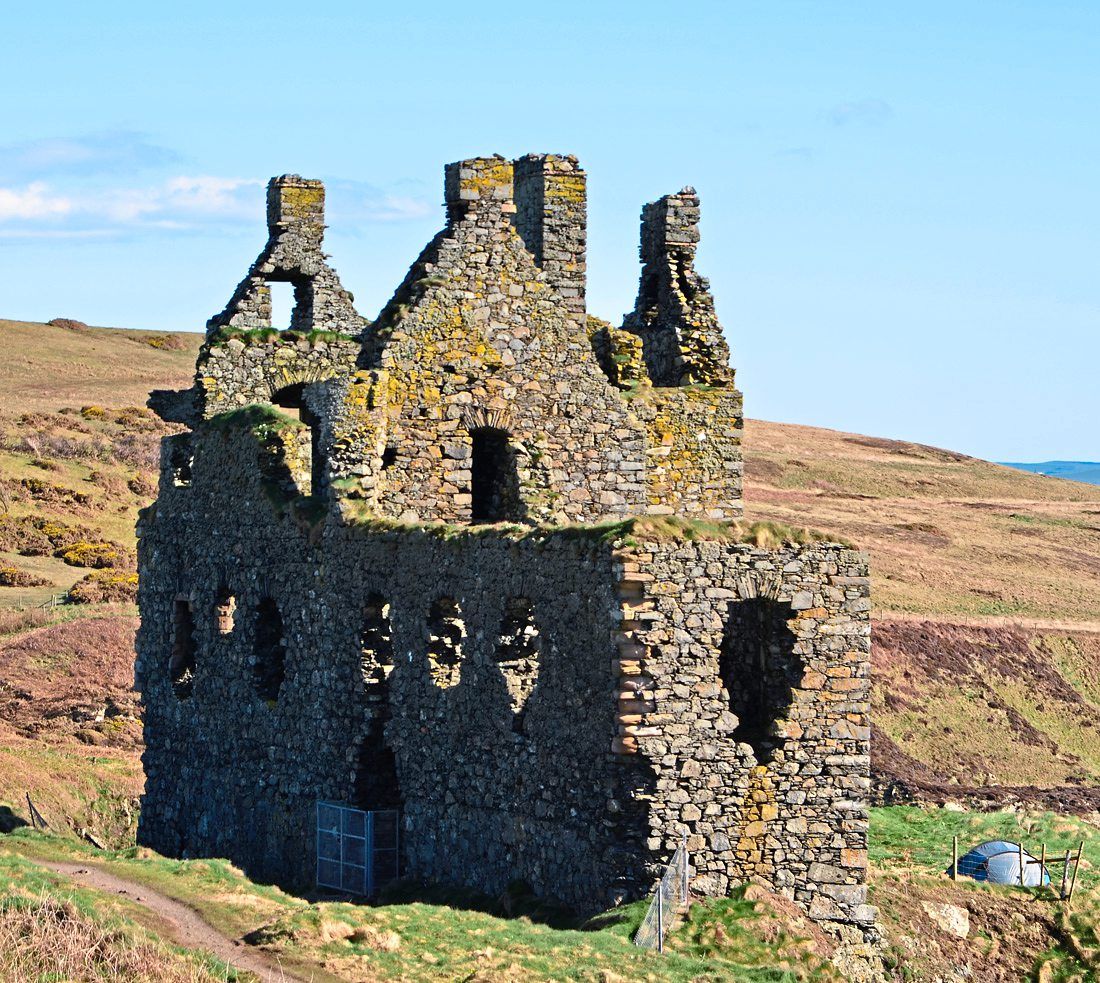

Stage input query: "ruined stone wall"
[
  {"left": 622, "top": 188, "right": 735, "bottom": 389},
  {"left": 136, "top": 423, "right": 655, "bottom": 909},
  {"left": 329, "top": 157, "right": 653, "bottom": 525},
  {"left": 139, "top": 153, "right": 869, "bottom": 938},
  {"left": 608, "top": 540, "right": 874, "bottom": 936},
  {"left": 196, "top": 334, "right": 359, "bottom": 416},
  {"left": 632, "top": 389, "right": 745, "bottom": 520},
  {"left": 138, "top": 419, "right": 870, "bottom": 932}
]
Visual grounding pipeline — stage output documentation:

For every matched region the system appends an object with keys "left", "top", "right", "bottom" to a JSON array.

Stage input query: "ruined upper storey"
[
  {"left": 209, "top": 176, "right": 364, "bottom": 338},
  {"left": 153, "top": 155, "right": 745, "bottom": 524}
]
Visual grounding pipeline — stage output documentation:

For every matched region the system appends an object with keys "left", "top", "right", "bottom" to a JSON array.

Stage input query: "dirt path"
[
  {"left": 875, "top": 611, "right": 1100, "bottom": 633},
  {"left": 44, "top": 861, "right": 309, "bottom": 982}
]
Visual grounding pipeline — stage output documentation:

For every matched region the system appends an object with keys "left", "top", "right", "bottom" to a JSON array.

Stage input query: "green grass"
[
  {"left": 870, "top": 805, "right": 1098, "bottom": 887},
  {"left": 5, "top": 830, "right": 839, "bottom": 981}
]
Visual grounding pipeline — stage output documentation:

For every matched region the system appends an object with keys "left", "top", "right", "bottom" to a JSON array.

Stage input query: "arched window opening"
[
  {"left": 169, "top": 599, "right": 196, "bottom": 700},
  {"left": 719, "top": 597, "right": 800, "bottom": 765},
  {"left": 360, "top": 594, "right": 394, "bottom": 687},
  {"left": 494, "top": 597, "right": 541, "bottom": 735},
  {"left": 253, "top": 597, "right": 287, "bottom": 702},
  {"left": 214, "top": 586, "right": 236, "bottom": 635},
  {"left": 427, "top": 597, "right": 465, "bottom": 689},
  {"left": 271, "top": 384, "right": 325, "bottom": 496},
  {"left": 469, "top": 427, "right": 522, "bottom": 523}
]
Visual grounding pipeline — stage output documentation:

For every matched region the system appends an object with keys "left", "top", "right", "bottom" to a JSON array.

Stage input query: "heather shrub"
[{"left": 0, "top": 565, "right": 52, "bottom": 587}]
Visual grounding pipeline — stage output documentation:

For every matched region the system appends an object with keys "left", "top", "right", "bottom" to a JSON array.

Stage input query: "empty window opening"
[
  {"left": 253, "top": 597, "right": 287, "bottom": 702},
  {"left": 360, "top": 594, "right": 394, "bottom": 687},
  {"left": 381, "top": 446, "right": 398, "bottom": 470},
  {"left": 719, "top": 597, "right": 800, "bottom": 765},
  {"left": 427, "top": 597, "right": 465, "bottom": 689},
  {"left": 494, "top": 597, "right": 541, "bottom": 735},
  {"left": 214, "top": 586, "right": 236, "bottom": 635},
  {"left": 470, "top": 427, "right": 522, "bottom": 523},
  {"left": 169, "top": 599, "right": 196, "bottom": 700},
  {"left": 271, "top": 384, "right": 325, "bottom": 496},
  {"left": 351, "top": 726, "right": 402, "bottom": 811},
  {"left": 170, "top": 441, "right": 193, "bottom": 488},
  {"left": 268, "top": 280, "right": 296, "bottom": 330}
]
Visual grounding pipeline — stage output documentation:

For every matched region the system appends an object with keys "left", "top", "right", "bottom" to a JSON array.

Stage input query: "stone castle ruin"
[{"left": 137, "top": 154, "right": 874, "bottom": 941}]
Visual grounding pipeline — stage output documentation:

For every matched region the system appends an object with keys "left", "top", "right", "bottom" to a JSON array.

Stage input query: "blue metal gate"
[{"left": 316, "top": 801, "right": 400, "bottom": 896}]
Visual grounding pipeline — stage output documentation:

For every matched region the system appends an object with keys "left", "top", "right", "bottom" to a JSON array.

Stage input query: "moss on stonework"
[
  {"left": 207, "top": 404, "right": 305, "bottom": 434},
  {"left": 337, "top": 506, "right": 851, "bottom": 550},
  {"left": 207, "top": 326, "right": 360, "bottom": 348}
]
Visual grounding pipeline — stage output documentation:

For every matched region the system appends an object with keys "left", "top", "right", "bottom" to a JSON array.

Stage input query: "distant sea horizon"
[{"left": 1000, "top": 461, "right": 1100, "bottom": 486}]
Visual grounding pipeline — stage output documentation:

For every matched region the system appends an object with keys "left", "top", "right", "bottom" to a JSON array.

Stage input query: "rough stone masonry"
[{"left": 137, "top": 153, "right": 874, "bottom": 943}]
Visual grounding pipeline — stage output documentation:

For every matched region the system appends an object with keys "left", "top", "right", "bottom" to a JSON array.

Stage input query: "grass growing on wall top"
[
  {"left": 337, "top": 508, "right": 851, "bottom": 549},
  {"left": 206, "top": 326, "right": 360, "bottom": 348}
]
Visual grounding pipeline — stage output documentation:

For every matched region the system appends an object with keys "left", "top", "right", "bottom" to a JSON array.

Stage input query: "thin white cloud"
[
  {"left": 0, "top": 176, "right": 263, "bottom": 238},
  {"left": 0, "top": 172, "right": 434, "bottom": 240},
  {"left": 0, "top": 131, "right": 181, "bottom": 180},
  {"left": 0, "top": 182, "right": 73, "bottom": 220},
  {"left": 326, "top": 179, "right": 434, "bottom": 225},
  {"left": 829, "top": 99, "right": 892, "bottom": 127}
]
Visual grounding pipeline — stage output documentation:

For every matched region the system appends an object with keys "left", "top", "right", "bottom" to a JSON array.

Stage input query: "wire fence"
[{"left": 634, "top": 836, "right": 690, "bottom": 952}]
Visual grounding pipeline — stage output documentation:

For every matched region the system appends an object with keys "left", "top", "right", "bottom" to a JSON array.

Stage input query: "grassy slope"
[
  {"left": 742, "top": 419, "right": 1100, "bottom": 623},
  {"left": 2, "top": 319, "right": 1100, "bottom": 976},
  {"left": 3, "top": 829, "right": 843, "bottom": 982},
  {"left": 0, "top": 318, "right": 200, "bottom": 413},
  {"left": 8, "top": 806, "right": 1100, "bottom": 982},
  {"left": 0, "top": 846, "right": 248, "bottom": 981}
]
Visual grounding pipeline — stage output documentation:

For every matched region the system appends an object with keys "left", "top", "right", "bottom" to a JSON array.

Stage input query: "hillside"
[
  {"left": 0, "top": 318, "right": 200, "bottom": 413},
  {"left": 0, "top": 318, "right": 1097, "bottom": 802},
  {"left": 1, "top": 317, "right": 1099, "bottom": 979},
  {"left": 742, "top": 420, "right": 1100, "bottom": 624}
]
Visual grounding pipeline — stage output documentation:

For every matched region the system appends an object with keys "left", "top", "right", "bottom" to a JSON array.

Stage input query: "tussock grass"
[{"left": 0, "top": 852, "right": 241, "bottom": 982}]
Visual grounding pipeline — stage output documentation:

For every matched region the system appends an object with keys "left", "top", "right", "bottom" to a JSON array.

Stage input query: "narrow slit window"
[
  {"left": 719, "top": 597, "right": 800, "bottom": 765},
  {"left": 470, "top": 428, "right": 521, "bottom": 523},
  {"left": 214, "top": 586, "right": 236, "bottom": 635},
  {"left": 361, "top": 594, "right": 394, "bottom": 687},
  {"left": 268, "top": 280, "right": 296, "bottom": 331},
  {"left": 170, "top": 440, "right": 193, "bottom": 488},
  {"left": 271, "top": 384, "right": 325, "bottom": 496},
  {"left": 169, "top": 599, "right": 196, "bottom": 700},
  {"left": 253, "top": 597, "right": 287, "bottom": 702}
]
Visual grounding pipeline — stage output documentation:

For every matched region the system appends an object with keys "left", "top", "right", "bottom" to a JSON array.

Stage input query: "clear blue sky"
[{"left": 2, "top": 1, "right": 1096, "bottom": 462}]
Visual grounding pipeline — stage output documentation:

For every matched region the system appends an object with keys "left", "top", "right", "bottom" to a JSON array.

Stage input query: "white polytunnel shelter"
[{"left": 951, "top": 840, "right": 1051, "bottom": 887}]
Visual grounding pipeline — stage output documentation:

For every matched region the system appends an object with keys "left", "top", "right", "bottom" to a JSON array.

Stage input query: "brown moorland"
[{"left": 1, "top": 318, "right": 1098, "bottom": 812}]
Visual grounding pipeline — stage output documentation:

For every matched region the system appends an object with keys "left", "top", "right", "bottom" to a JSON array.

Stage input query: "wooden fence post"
[
  {"left": 952, "top": 835, "right": 958, "bottom": 881},
  {"left": 1068, "top": 843, "right": 1084, "bottom": 903},
  {"left": 1061, "top": 849, "right": 1071, "bottom": 900},
  {"left": 1019, "top": 841, "right": 1025, "bottom": 887}
]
